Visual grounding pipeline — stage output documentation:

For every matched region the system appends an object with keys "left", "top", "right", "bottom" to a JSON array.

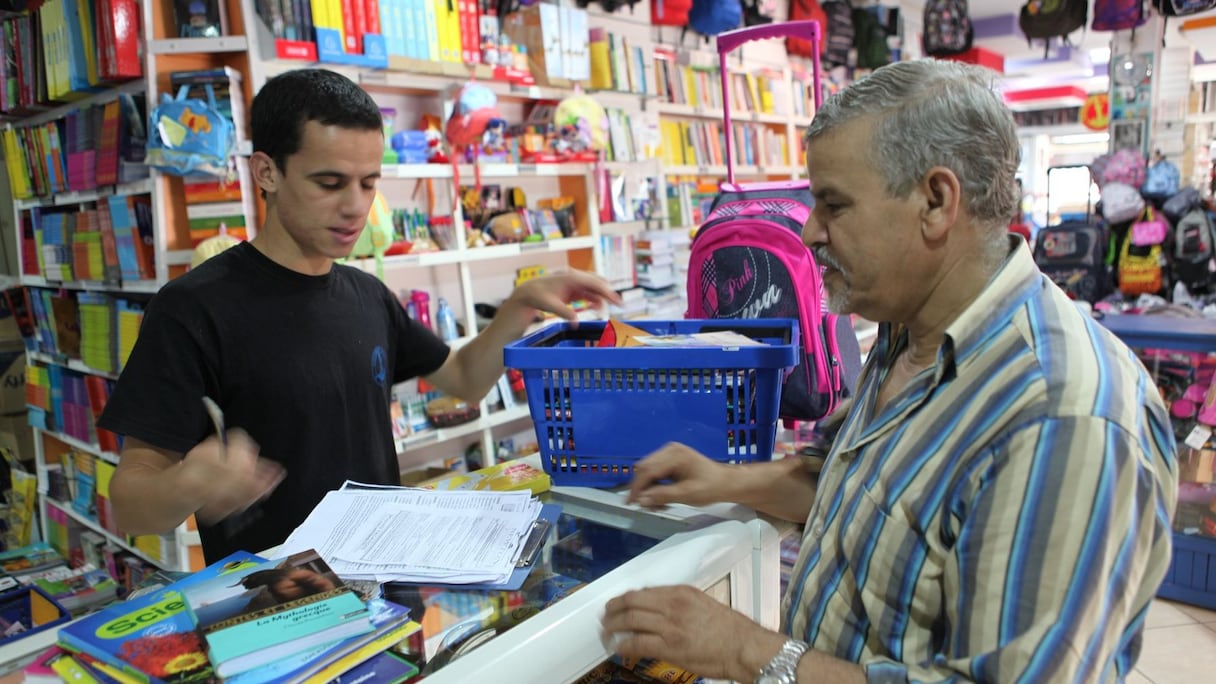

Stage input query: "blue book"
[
  {"left": 226, "top": 598, "right": 416, "bottom": 684},
  {"left": 180, "top": 548, "right": 373, "bottom": 679},
  {"left": 57, "top": 551, "right": 265, "bottom": 683}
]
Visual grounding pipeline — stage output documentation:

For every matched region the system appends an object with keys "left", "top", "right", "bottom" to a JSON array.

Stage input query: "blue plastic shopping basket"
[{"left": 503, "top": 319, "right": 799, "bottom": 487}]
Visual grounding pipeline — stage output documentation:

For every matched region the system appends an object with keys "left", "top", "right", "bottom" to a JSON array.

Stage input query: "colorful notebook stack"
[
  {"left": 116, "top": 299, "right": 143, "bottom": 370},
  {"left": 52, "top": 550, "right": 421, "bottom": 683},
  {"left": 76, "top": 292, "right": 115, "bottom": 374}
]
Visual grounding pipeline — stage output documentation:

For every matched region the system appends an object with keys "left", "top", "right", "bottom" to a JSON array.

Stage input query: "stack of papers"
[{"left": 278, "top": 482, "right": 543, "bottom": 585}]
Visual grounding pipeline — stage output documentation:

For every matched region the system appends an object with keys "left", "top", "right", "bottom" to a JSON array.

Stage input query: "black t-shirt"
[{"left": 98, "top": 243, "right": 450, "bottom": 562}]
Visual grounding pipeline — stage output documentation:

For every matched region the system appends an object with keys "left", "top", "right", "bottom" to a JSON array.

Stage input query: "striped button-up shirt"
[{"left": 782, "top": 239, "right": 1178, "bottom": 683}]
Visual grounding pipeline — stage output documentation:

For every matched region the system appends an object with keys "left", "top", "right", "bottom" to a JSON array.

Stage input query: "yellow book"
[
  {"left": 303, "top": 620, "right": 422, "bottom": 684},
  {"left": 590, "top": 36, "right": 611, "bottom": 91},
  {"left": 325, "top": 0, "right": 346, "bottom": 48},
  {"left": 680, "top": 122, "right": 695, "bottom": 166},
  {"left": 421, "top": 460, "right": 552, "bottom": 495},
  {"left": 3, "top": 129, "right": 32, "bottom": 199},
  {"left": 310, "top": 0, "right": 330, "bottom": 30},
  {"left": 77, "top": 0, "right": 99, "bottom": 86}
]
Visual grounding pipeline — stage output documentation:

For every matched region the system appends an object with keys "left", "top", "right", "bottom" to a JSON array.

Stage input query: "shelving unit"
[
  {"left": 1, "top": 0, "right": 265, "bottom": 572},
  {"left": 1096, "top": 313, "right": 1216, "bottom": 610}
]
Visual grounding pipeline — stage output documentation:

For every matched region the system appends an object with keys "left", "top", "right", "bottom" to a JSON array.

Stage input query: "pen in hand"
[{"left": 201, "top": 396, "right": 263, "bottom": 534}]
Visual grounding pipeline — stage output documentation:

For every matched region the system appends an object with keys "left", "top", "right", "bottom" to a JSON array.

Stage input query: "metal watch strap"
[{"left": 756, "top": 638, "right": 809, "bottom": 684}]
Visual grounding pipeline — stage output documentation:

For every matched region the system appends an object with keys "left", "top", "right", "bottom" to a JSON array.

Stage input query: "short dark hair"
[{"left": 251, "top": 68, "right": 384, "bottom": 172}]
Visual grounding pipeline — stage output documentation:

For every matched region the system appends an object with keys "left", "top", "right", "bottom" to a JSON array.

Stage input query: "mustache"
[{"left": 812, "top": 248, "right": 842, "bottom": 272}]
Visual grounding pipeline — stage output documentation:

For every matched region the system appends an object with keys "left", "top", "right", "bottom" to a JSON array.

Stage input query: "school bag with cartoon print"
[
  {"left": 146, "top": 84, "right": 235, "bottom": 179},
  {"left": 1033, "top": 221, "right": 1112, "bottom": 303},
  {"left": 922, "top": 0, "right": 973, "bottom": 57},
  {"left": 685, "top": 21, "right": 861, "bottom": 422}
]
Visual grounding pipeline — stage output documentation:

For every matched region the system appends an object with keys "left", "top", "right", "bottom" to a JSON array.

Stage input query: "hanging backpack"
[
  {"left": 786, "top": 0, "right": 828, "bottom": 58},
  {"left": 1152, "top": 0, "right": 1216, "bottom": 17},
  {"left": 1118, "top": 234, "right": 1166, "bottom": 297},
  {"left": 922, "top": 0, "right": 973, "bottom": 57},
  {"left": 1143, "top": 158, "right": 1181, "bottom": 198},
  {"left": 1033, "top": 221, "right": 1113, "bottom": 303},
  {"left": 1019, "top": 0, "right": 1088, "bottom": 56},
  {"left": 742, "top": 0, "right": 777, "bottom": 26},
  {"left": 1099, "top": 148, "right": 1148, "bottom": 190},
  {"left": 652, "top": 0, "right": 694, "bottom": 27},
  {"left": 1092, "top": 0, "right": 1147, "bottom": 32},
  {"left": 852, "top": 6, "right": 891, "bottom": 70},
  {"left": 820, "top": 1, "right": 855, "bottom": 68},
  {"left": 1173, "top": 208, "right": 1216, "bottom": 293},
  {"left": 688, "top": 0, "right": 743, "bottom": 37}
]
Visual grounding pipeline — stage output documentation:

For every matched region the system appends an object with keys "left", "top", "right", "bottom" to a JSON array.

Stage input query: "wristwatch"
[{"left": 756, "top": 638, "right": 809, "bottom": 684}]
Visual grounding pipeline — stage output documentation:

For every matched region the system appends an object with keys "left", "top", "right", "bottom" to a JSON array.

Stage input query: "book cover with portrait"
[{"left": 180, "top": 549, "right": 372, "bottom": 678}]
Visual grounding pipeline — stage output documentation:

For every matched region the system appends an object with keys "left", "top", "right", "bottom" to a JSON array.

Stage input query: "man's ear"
[
  {"left": 249, "top": 151, "right": 279, "bottom": 197},
  {"left": 919, "top": 166, "right": 962, "bottom": 241}
]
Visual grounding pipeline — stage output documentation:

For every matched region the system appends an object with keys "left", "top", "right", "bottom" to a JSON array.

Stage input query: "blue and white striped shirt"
[{"left": 782, "top": 239, "right": 1178, "bottom": 683}]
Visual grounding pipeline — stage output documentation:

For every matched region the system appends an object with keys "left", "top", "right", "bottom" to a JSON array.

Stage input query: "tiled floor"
[{"left": 1137, "top": 599, "right": 1216, "bottom": 682}]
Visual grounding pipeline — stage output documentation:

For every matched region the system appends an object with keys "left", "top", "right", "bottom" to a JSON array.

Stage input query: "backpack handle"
[{"left": 717, "top": 20, "right": 822, "bottom": 185}]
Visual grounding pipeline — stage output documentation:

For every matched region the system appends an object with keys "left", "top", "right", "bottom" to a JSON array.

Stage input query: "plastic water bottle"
[
  {"left": 436, "top": 298, "right": 459, "bottom": 342},
  {"left": 411, "top": 290, "right": 432, "bottom": 332}
]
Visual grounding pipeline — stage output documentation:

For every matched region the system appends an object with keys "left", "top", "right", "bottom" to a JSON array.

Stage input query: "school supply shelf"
[{"left": 1097, "top": 313, "right": 1216, "bottom": 610}]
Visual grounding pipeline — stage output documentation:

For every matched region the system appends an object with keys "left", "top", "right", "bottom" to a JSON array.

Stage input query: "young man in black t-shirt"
[{"left": 98, "top": 69, "right": 619, "bottom": 562}]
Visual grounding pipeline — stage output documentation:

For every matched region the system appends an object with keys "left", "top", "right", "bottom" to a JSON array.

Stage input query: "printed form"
[{"left": 278, "top": 484, "right": 541, "bottom": 584}]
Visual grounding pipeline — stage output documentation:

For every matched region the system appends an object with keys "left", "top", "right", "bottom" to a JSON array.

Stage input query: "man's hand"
[
  {"left": 497, "top": 271, "right": 623, "bottom": 331},
  {"left": 601, "top": 585, "right": 787, "bottom": 682},
  {"left": 179, "top": 429, "right": 285, "bottom": 525},
  {"left": 627, "top": 442, "right": 736, "bottom": 509}
]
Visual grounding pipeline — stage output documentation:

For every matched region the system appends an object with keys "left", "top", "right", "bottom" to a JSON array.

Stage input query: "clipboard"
[{"left": 387, "top": 503, "right": 561, "bottom": 593}]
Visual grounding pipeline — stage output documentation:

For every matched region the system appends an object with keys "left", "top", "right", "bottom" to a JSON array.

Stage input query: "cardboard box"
[
  {"left": 0, "top": 414, "right": 35, "bottom": 465},
  {"left": 0, "top": 350, "right": 26, "bottom": 416},
  {"left": 503, "top": 4, "right": 564, "bottom": 85}
]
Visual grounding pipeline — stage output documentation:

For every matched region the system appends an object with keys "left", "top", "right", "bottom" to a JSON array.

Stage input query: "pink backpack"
[{"left": 686, "top": 185, "right": 861, "bottom": 421}]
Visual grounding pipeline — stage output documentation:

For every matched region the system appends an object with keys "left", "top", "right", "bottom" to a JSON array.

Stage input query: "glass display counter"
[{"left": 401, "top": 482, "right": 786, "bottom": 682}]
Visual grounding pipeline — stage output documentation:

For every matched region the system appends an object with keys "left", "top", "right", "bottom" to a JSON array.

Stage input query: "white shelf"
[
  {"left": 664, "top": 164, "right": 801, "bottom": 177},
  {"left": 14, "top": 177, "right": 155, "bottom": 210},
  {"left": 20, "top": 275, "right": 160, "bottom": 294},
  {"left": 1187, "top": 112, "right": 1216, "bottom": 124},
  {"left": 149, "top": 36, "right": 250, "bottom": 54},
  {"left": 38, "top": 427, "right": 121, "bottom": 465},
  {"left": 43, "top": 498, "right": 174, "bottom": 570},
  {"left": 27, "top": 351, "right": 120, "bottom": 380},
  {"left": 655, "top": 101, "right": 790, "bottom": 125},
  {"left": 351, "top": 236, "right": 596, "bottom": 271},
  {"left": 395, "top": 404, "right": 532, "bottom": 452},
  {"left": 381, "top": 162, "right": 596, "bottom": 180}
]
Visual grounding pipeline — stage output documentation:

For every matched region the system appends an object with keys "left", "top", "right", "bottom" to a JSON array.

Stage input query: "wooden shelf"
[
  {"left": 348, "top": 236, "right": 596, "bottom": 271},
  {"left": 149, "top": 36, "right": 250, "bottom": 54}
]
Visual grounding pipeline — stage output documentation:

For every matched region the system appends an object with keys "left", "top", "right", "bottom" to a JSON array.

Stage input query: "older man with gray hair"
[{"left": 602, "top": 59, "right": 1177, "bottom": 684}]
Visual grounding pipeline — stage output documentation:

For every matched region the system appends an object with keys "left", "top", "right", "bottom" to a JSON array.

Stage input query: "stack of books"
[{"left": 53, "top": 550, "right": 421, "bottom": 683}]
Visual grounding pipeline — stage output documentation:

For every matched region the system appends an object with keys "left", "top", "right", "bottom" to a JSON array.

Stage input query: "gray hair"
[{"left": 805, "top": 60, "right": 1020, "bottom": 229}]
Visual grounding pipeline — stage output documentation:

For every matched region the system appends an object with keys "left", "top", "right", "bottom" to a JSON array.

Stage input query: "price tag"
[
  {"left": 1185, "top": 424, "right": 1212, "bottom": 450},
  {"left": 362, "top": 72, "right": 387, "bottom": 84},
  {"left": 521, "top": 241, "right": 547, "bottom": 251},
  {"left": 401, "top": 254, "right": 421, "bottom": 265},
  {"left": 518, "top": 163, "right": 537, "bottom": 175},
  {"left": 697, "top": 166, "right": 710, "bottom": 175}
]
